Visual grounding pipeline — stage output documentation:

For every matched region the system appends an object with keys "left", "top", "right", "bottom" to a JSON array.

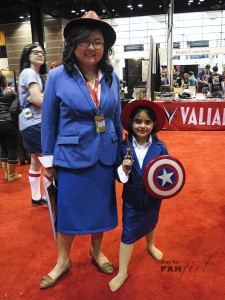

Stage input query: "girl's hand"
[
  {"left": 122, "top": 158, "right": 134, "bottom": 175},
  {"left": 44, "top": 167, "right": 57, "bottom": 182}
]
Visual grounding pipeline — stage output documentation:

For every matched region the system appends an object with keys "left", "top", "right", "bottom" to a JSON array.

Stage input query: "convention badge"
[
  {"left": 143, "top": 155, "right": 185, "bottom": 199},
  {"left": 95, "top": 114, "right": 106, "bottom": 133},
  {"left": 22, "top": 107, "right": 33, "bottom": 119}
]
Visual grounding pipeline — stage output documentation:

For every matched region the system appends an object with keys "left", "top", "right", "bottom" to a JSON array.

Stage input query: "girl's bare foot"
[
  {"left": 109, "top": 273, "right": 128, "bottom": 292},
  {"left": 148, "top": 245, "right": 163, "bottom": 261}
]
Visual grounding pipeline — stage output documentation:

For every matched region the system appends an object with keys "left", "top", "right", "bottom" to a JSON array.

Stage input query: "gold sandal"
[
  {"left": 40, "top": 260, "right": 72, "bottom": 289},
  {"left": 89, "top": 249, "right": 114, "bottom": 275}
]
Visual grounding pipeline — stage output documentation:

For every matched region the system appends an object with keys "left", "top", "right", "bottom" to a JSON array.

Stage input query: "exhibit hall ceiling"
[{"left": 0, "top": 0, "right": 224, "bottom": 24}]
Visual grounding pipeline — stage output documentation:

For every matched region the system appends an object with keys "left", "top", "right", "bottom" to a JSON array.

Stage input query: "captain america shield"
[{"left": 143, "top": 155, "right": 185, "bottom": 199}]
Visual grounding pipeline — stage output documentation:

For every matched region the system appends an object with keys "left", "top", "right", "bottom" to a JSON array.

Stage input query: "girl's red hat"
[{"left": 121, "top": 99, "right": 166, "bottom": 132}]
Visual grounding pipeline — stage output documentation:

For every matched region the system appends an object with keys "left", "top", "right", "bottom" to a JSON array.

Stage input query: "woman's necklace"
[{"left": 86, "top": 76, "right": 99, "bottom": 108}]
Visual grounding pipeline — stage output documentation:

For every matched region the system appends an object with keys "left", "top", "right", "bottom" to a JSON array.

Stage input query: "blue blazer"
[
  {"left": 116, "top": 138, "right": 169, "bottom": 210},
  {"left": 41, "top": 65, "right": 123, "bottom": 169}
]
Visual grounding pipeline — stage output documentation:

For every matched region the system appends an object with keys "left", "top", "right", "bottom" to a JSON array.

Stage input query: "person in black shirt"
[
  {"left": 0, "top": 71, "right": 22, "bottom": 181},
  {"left": 208, "top": 66, "right": 224, "bottom": 99}
]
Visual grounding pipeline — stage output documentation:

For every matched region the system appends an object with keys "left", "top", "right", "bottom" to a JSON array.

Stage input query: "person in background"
[
  {"left": 208, "top": 66, "right": 224, "bottom": 99},
  {"left": 18, "top": 44, "right": 47, "bottom": 205},
  {"left": 222, "top": 70, "right": 225, "bottom": 84},
  {"left": 50, "top": 61, "right": 60, "bottom": 69},
  {"left": 109, "top": 99, "right": 168, "bottom": 292},
  {"left": 120, "top": 80, "right": 126, "bottom": 100},
  {"left": 188, "top": 71, "right": 197, "bottom": 87},
  {"left": 17, "top": 132, "right": 31, "bottom": 165},
  {"left": 174, "top": 74, "right": 182, "bottom": 87},
  {"left": 0, "top": 71, "right": 21, "bottom": 182},
  {"left": 7, "top": 81, "right": 15, "bottom": 91},
  {"left": 181, "top": 73, "right": 189, "bottom": 89},
  {"left": 161, "top": 74, "right": 168, "bottom": 85},
  {"left": 39, "top": 11, "right": 122, "bottom": 289},
  {"left": 197, "top": 64, "right": 212, "bottom": 93},
  {"left": 188, "top": 71, "right": 198, "bottom": 94}
]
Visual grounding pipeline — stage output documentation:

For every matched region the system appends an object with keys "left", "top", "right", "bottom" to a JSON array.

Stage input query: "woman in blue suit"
[{"left": 39, "top": 11, "right": 122, "bottom": 289}]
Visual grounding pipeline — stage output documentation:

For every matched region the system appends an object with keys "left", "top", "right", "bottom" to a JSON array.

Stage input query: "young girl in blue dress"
[{"left": 109, "top": 99, "right": 168, "bottom": 292}]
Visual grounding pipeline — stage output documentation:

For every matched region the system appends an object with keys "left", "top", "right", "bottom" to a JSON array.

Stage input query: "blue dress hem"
[{"left": 57, "top": 222, "right": 118, "bottom": 235}]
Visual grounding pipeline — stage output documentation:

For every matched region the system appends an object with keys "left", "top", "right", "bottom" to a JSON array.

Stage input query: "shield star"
[{"left": 157, "top": 169, "right": 173, "bottom": 186}]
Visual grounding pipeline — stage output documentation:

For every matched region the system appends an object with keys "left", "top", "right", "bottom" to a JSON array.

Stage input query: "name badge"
[{"left": 95, "top": 114, "right": 106, "bottom": 133}]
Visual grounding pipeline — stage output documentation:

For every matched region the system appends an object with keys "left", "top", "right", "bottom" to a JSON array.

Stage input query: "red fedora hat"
[
  {"left": 63, "top": 11, "right": 116, "bottom": 48},
  {"left": 121, "top": 99, "right": 166, "bottom": 132}
]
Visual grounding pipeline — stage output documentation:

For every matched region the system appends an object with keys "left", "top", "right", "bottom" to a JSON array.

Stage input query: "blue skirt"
[
  {"left": 121, "top": 200, "right": 162, "bottom": 244},
  {"left": 20, "top": 123, "right": 41, "bottom": 153},
  {"left": 57, "top": 162, "right": 118, "bottom": 234}
]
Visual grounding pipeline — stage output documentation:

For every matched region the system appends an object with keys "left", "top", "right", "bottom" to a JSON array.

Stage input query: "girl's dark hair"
[
  {"left": 0, "top": 71, "right": 7, "bottom": 89},
  {"left": 62, "top": 25, "right": 114, "bottom": 85},
  {"left": 127, "top": 106, "right": 160, "bottom": 141},
  {"left": 19, "top": 43, "right": 47, "bottom": 75}
]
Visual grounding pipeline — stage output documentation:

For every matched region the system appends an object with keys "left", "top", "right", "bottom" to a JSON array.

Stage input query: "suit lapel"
[
  {"left": 142, "top": 140, "right": 158, "bottom": 174},
  {"left": 72, "top": 73, "right": 97, "bottom": 112},
  {"left": 99, "top": 78, "right": 108, "bottom": 110},
  {"left": 72, "top": 73, "right": 108, "bottom": 112}
]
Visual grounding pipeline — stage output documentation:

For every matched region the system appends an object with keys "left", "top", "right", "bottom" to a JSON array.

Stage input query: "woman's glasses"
[
  {"left": 79, "top": 40, "right": 104, "bottom": 50},
  {"left": 31, "top": 50, "right": 45, "bottom": 55}
]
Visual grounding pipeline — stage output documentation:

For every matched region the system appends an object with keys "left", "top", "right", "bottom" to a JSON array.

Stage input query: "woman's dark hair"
[
  {"left": 0, "top": 71, "right": 7, "bottom": 89},
  {"left": 127, "top": 106, "right": 159, "bottom": 141},
  {"left": 19, "top": 43, "right": 47, "bottom": 75},
  {"left": 62, "top": 25, "right": 114, "bottom": 85}
]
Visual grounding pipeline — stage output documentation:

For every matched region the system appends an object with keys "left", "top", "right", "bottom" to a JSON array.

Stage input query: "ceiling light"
[
  {"left": 127, "top": 5, "right": 132, "bottom": 8},
  {"left": 138, "top": 3, "right": 143, "bottom": 7}
]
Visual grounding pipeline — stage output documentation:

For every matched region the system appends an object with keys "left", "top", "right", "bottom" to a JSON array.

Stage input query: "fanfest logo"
[
  {"left": 143, "top": 155, "right": 185, "bottom": 199},
  {"left": 161, "top": 252, "right": 217, "bottom": 289}
]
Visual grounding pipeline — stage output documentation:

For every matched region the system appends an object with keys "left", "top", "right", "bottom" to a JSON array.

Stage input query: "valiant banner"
[{"left": 156, "top": 101, "right": 225, "bottom": 130}]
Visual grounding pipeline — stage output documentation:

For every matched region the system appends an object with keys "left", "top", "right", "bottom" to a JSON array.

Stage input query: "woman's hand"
[
  {"left": 122, "top": 157, "right": 134, "bottom": 175},
  {"left": 44, "top": 167, "right": 57, "bottom": 182}
]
